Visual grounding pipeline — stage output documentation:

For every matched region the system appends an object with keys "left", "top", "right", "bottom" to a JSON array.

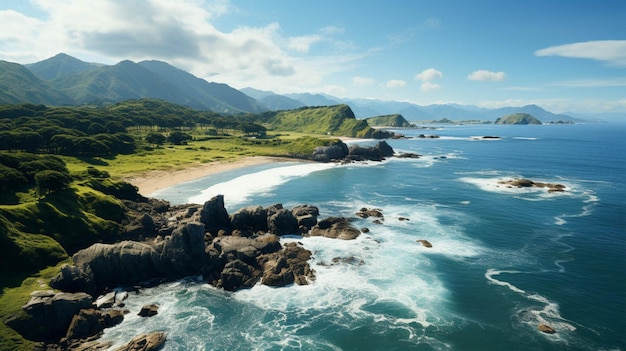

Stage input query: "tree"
[
  {"left": 35, "top": 170, "right": 72, "bottom": 195},
  {"left": 145, "top": 132, "right": 166, "bottom": 147},
  {"left": 0, "top": 164, "right": 28, "bottom": 194},
  {"left": 167, "top": 131, "right": 192, "bottom": 145}
]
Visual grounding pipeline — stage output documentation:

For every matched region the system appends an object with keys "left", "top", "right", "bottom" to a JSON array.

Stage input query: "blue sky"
[{"left": 1, "top": 0, "right": 625, "bottom": 114}]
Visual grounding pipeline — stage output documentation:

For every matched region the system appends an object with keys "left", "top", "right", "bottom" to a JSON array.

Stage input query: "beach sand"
[{"left": 124, "top": 156, "right": 299, "bottom": 196}]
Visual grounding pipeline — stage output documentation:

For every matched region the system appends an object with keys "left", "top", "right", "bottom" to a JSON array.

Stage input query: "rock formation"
[
  {"left": 312, "top": 140, "right": 396, "bottom": 163},
  {"left": 13, "top": 195, "right": 365, "bottom": 349},
  {"left": 113, "top": 332, "right": 166, "bottom": 351},
  {"left": 498, "top": 179, "right": 566, "bottom": 193}
]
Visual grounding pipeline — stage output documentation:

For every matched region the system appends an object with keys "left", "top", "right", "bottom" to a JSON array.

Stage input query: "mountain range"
[{"left": 0, "top": 53, "right": 604, "bottom": 122}]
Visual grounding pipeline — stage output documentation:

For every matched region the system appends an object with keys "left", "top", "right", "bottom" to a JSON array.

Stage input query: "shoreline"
[{"left": 124, "top": 156, "right": 303, "bottom": 196}]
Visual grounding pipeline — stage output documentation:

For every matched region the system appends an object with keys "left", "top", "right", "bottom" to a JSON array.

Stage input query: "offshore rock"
[
  {"left": 259, "top": 242, "right": 315, "bottom": 286},
  {"left": 138, "top": 304, "right": 159, "bottom": 317},
  {"left": 417, "top": 239, "right": 433, "bottom": 248},
  {"left": 64, "top": 308, "right": 124, "bottom": 340},
  {"left": 113, "top": 332, "right": 167, "bottom": 351},
  {"left": 498, "top": 178, "right": 566, "bottom": 193},
  {"left": 538, "top": 324, "right": 556, "bottom": 334},
  {"left": 312, "top": 141, "right": 349, "bottom": 162},
  {"left": 309, "top": 217, "right": 361, "bottom": 240},
  {"left": 347, "top": 140, "right": 394, "bottom": 162}
]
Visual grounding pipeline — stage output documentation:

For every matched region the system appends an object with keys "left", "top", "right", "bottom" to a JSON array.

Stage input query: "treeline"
[
  {"left": 0, "top": 99, "right": 267, "bottom": 157},
  {"left": 0, "top": 152, "right": 73, "bottom": 199}
]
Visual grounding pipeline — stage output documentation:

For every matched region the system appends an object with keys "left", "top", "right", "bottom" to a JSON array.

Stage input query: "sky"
[{"left": 1, "top": 0, "right": 625, "bottom": 115}]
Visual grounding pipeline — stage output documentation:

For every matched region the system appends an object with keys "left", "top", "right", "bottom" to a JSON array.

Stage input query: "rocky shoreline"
[
  {"left": 8, "top": 140, "right": 417, "bottom": 350},
  {"left": 9, "top": 194, "right": 369, "bottom": 350}
]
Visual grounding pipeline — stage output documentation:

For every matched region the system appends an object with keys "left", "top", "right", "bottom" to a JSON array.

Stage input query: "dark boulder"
[
  {"left": 267, "top": 207, "right": 299, "bottom": 236},
  {"left": 310, "top": 217, "right": 361, "bottom": 240},
  {"left": 200, "top": 195, "right": 231, "bottom": 235},
  {"left": 312, "top": 142, "right": 349, "bottom": 162},
  {"left": 72, "top": 222, "right": 207, "bottom": 292},
  {"left": 347, "top": 140, "right": 394, "bottom": 162},
  {"left": 138, "top": 304, "right": 159, "bottom": 317},
  {"left": 64, "top": 308, "right": 124, "bottom": 340},
  {"left": 219, "top": 259, "right": 257, "bottom": 291},
  {"left": 230, "top": 205, "right": 268, "bottom": 235},
  {"left": 6, "top": 290, "right": 93, "bottom": 341},
  {"left": 356, "top": 207, "right": 384, "bottom": 219},
  {"left": 50, "top": 264, "right": 96, "bottom": 296},
  {"left": 259, "top": 242, "right": 315, "bottom": 286},
  {"left": 113, "top": 332, "right": 166, "bottom": 351}
]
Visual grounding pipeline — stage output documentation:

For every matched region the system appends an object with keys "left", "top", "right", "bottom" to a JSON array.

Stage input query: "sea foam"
[{"left": 187, "top": 162, "right": 335, "bottom": 209}]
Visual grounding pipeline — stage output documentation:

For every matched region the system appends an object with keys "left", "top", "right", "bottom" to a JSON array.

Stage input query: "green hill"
[
  {"left": 365, "top": 114, "right": 414, "bottom": 127},
  {"left": 52, "top": 60, "right": 192, "bottom": 105},
  {"left": 495, "top": 113, "right": 542, "bottom": 124},
  {"left": 138, "top": 60, "right": 267, "bottom": 114},
  {"left": 265, "top": 104, "right": 375, "bottom": 137},
  {"left": 26, "top": 53, "right": 100, "bottom": 81},
  {"left": 0, "top": 61, "right": 73, "bottom": 105}
]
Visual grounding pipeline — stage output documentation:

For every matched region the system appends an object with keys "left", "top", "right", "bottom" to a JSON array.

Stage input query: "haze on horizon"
[{"left": 1, "top": 0, "right": 625, "bottom": 116}]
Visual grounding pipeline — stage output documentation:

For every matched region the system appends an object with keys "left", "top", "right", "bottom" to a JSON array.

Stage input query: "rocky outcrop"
[
  {"left": 346, "top": 141, "right": 394, "bottom": 162},
  {"left": 113, "top": 332, "right": 166, "bottom": 351},
  {"left": 313, "top": 140, "right": 397, "bottom": 163},
  {"left": 71, "top": 221, "right": 206, "bottom": 292},
  {"left": 417, "top": 240, "right": 433, "bottom": 248},
  {"left": 356, "top": 207, "right": 384, "bottom": 219},
  {"left": 6, "top": 290, "right": 93, "bottom": 341},
  {"left": 259, "top": 242, "right": 315, "bottom": 286},
  {"left": 310, "top": 217, "right": 361, "bottom": 240},
  {"left": 64, "top": 308, "right": 124, "bottom": 340},
  {"left": 200, "top": 194, "right": 231, "bottom": 235},
  {"left": 498, "top": 179, "right": 566, "bottom": 193},
  {"left": 267, "top": 204, "right": 300, "bottom": 236},
  {"left": 538, "top": 324, "right": 556, "bottom": 334},
  {"left": 312, "top": 141, "right": 349, "bottom": 162},
  {"left": 138, "top": 304, "right": 159, "bottom": 317},
  {"left": 50, "top": 264, "right": 96, "bottom": 296}
]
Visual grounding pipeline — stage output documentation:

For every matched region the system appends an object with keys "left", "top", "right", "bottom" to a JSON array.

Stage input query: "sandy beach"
[{"left": 124, "top": 156, "right": 299, "bottom": 196}]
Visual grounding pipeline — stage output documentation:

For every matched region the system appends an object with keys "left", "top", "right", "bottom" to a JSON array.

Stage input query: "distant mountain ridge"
[
  {"left": 240, "top": 89, "right": 586, "bottom": 123},
  {"left": 0, "top": 53, "right": 594, "bottom": 121},
  {"left": 1, "top": 53, "right": 265, "bottom": 114}
]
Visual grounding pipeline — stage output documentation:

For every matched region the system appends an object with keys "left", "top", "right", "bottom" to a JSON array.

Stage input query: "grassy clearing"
[{"left": 63, "top": 132, "right": 335, "bottom": 179}]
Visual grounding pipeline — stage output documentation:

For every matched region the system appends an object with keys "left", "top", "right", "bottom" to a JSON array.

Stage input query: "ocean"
[{"left": 101, "top": 123, "right": 625, "bottom": 351}]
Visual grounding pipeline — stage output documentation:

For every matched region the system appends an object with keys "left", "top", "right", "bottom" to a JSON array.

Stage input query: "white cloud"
[
  {"left": 468, "top": 70, "right": 506, "bottom": 81},
  {"left": 288, "top": 35, "right": 322, "bottom": 53},
  {"left": 415, "top": 68, "right": 442, "bottom": 82},
  {"left": 0, "top": 0, "right": 370, "bottom": 94},
  {"left": 352, "top": 76, "right": 376, "bottom": 86},
  {"left": 535, "top": 40, "right": 626, "bottom": 66},
  {"left": 386, "top": 79, "right": 406, "bottom": 88},
  {"left": 420, "top": 82, "right": 441, "bottom": 92}
]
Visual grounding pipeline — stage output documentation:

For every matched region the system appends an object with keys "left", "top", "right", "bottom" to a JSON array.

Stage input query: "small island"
[{"left": 495, "top": 113, "right": 542, "bottom": 125}]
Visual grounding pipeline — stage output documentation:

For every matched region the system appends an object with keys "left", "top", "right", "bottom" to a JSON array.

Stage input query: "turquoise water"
[{"left": 102, "top": 123, "right": 625, "bottom": 350}]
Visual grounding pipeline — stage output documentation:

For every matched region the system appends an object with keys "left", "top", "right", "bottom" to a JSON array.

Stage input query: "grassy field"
[{"left": 62, "top": 132, "right": 330, "bottom": 179}]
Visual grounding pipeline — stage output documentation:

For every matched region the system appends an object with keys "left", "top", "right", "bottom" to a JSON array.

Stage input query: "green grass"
[
  {"left": 266, "top": 105, "right": 373, "bottom": 137},
  {"left": 62, "top": 133, "right": 336, "bottom": 180}
]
